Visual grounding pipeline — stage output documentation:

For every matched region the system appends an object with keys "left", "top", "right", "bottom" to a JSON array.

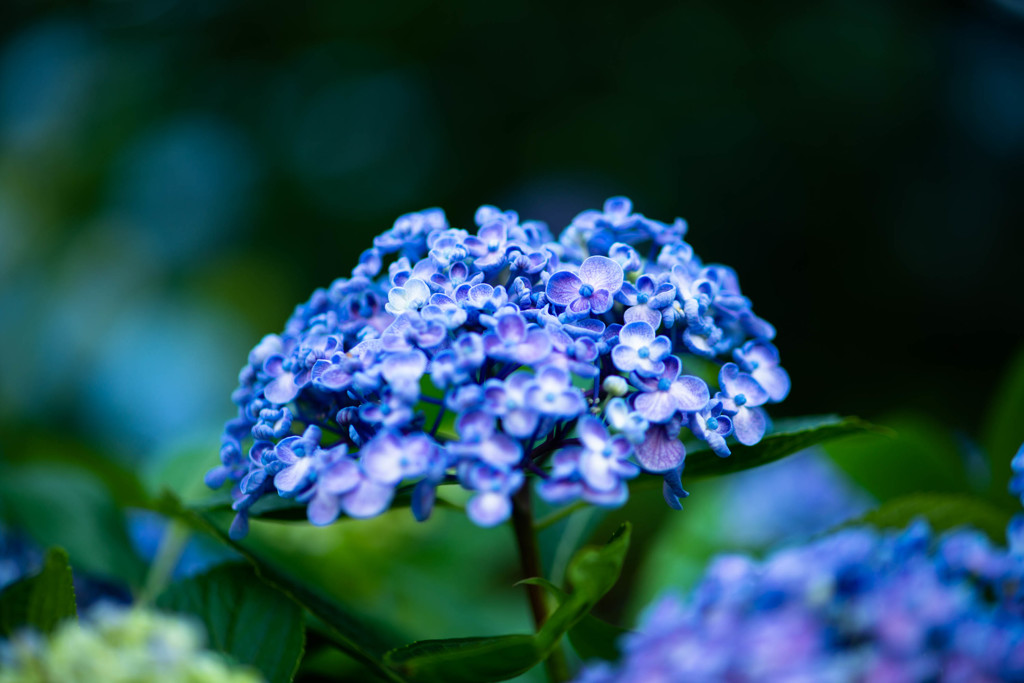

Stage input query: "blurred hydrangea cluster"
[
  {"left": 0, "top": 525, "right": 42, "bottom": 592},
  {"left": 208, "top": 198, "right": 789, "bottom": 537},
  {"left": 577, "top": 522, "right": 1024, "bottom": 683},
  {"left": 0, "top": 606, "right": 261, "bottom": 683},
  {"left": 576, "top": 446, "right": 1024, "bottom": 683}
]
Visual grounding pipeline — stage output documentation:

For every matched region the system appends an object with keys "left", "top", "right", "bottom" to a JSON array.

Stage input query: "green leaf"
[
  {"left": 386, "top": 635, "right": 540, "bottom": 683},
  {"left": 156, "top": 564, "right": 305, "bottom": 683},
  {"left": 0, "top": 548, "right": 77, "bottom": 637},
  {"left": 564, "top": 522, "right": 631, "bottom": 602},
  {"left": 983, "top": 347, "right": 1024, "bottom": 505},
  {"left": 516, "top": 575, "right": 627, "bottom": 662},
  {"left": 539, "top": 523, "right": 632, "bottom": 649},
  {"left": 825, "top": 413, "right": 972, "bottom": 502},
  {"left": 849, "top": 493, "right": 1012, "bottom": 543},
  {"left": 384, "top": 524, "right": 632, "bottom": 683},
  {"left": 567, "top": 615, "right": 627, "bottom": 663},
  {"left": 0, "top": 464, "right": 148, "bottom": 587},
  {"left": 683, "top": 415, "right": 882, "bottom": 479},
  {"left": 157, "top": 492, "right": 406, "bottom": 683},
  {"left": 192, "top": 492, "right": 310, "bottom": 521}
]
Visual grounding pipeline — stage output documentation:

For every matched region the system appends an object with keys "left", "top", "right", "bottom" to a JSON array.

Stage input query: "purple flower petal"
[
  {"left": 321, "top": 459, "right": 361, "bottom": 494},
  {"left": 619, "top": 321, "right": 655, "bottom": 347},
  {"left": 583, "top": 481, "right": 629, "bottom": 506},
  {"left": 635, "top": 424, "right": 686, "bottom": 472},
  {"left": 264, "top": 372, "right": 300, "bottom": 404},
  {"left": 754, "top": 365, "right": 791, "bottom": 403},
  {"left": 307, "top": 491, "right": 342, "bottom": 526},
  {"left": 671, "top": 376, "right": 711, "bottom": 413},
  {"left": 502, "top": 408, "right": 539, "bottom": 439},
  {"left": 411, "top": 479, "right": 436, "bottom": 522},
  {"left": 311, "top": 360, "right": 352, "bottom": 391},
  {"left": 479, "top": 433, "right": 523, "bottom": 467},
  {"left": 648, "top": 336, "right": 671, "bottom": 360},
  {"left": 537, "top": 478, "right": 583, "bottom": 505},
  {"left": 342, "top": 479, "right": 394, "bottom": 518},
  {"left": 275, "top": 457, "right": 314, "bottom": 495},
  {"left": 467, "top": 492, "right": 512, "bottom": 527},
  {"left": 360, "top": 432, "right": 406, "bottom": 485},
  {"left": 381, "top": 350, "right": 428, "bottom": 384},
  {"left": 546, "top": 271, "right": 583, "bottom": 305},
  {"left": 567, "top": 297, "right": 592, "bottom": 317},
  {"left": 496, "top": 313, "right": 527, "bottom": 343},
  {"left": 588, "top": 288, "right": 613, "bottom": 314},
  {"left": 634, "top": 391, "right": 679, "bottom": 424},
  {"left": 732, "top": 407, "right": 767, "bottom": 446},
  {"left": 518, "top": 329, "right": 553, "bottom": 364},
  {"left": 580, "top": 452, "right": 619, "bottom": 492},
  {"left": 457, "top": 411, "right": 495, "bottom": 441},
  {"left": 578, "top": 417, "right": 609, "bottom": 451},
  {"left": 611, "top": 344, "right": 641, "bottom": 373},
  {"left": 719, "top": 363, "right": 769, "bottom": 406},
  {"left": 579, "top": 255, "right": 624, "bottom": 294},
  {"left": 624, "top": 304, "right": 661, "bottom": 328}
]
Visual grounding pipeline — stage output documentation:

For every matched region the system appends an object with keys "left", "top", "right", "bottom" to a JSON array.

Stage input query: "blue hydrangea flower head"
[
  {"left": 209, "top": 198, "right": 790, "bottom": 537},
  {"left": 576, "top": 449, "right": 1024, "bottom": 683}
]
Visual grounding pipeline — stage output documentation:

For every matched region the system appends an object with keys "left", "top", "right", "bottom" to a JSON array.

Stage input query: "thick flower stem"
[{"left": 511, "top": 486, "right": 571, "bottom": 683}]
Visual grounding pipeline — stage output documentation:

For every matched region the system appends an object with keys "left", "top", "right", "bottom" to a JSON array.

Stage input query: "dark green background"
[{"left": 2, "top": 0, "right": 1022, "bottom": 458}]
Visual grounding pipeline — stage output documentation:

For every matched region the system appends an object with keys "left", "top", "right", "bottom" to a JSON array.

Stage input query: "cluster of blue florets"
[
  {"left": 207, "top": 198, "right": 790, "bottom": 538},
  {"left": 576, "top": 447, "right": 1024, "bottom": 683},
  {"left": 578, "top": 522, "right": 1024, "bottom": 683}
]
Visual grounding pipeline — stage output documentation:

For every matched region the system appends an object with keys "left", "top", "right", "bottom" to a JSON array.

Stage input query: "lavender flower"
[
  {"left": 209, "top": 198, "right": 790, "bottom": 536},
  {"left": 546, "top": 256, "right": 624, "bottom": 318},
  {"left": 611, "top": 321, "right": 672, "bottom": 377}
]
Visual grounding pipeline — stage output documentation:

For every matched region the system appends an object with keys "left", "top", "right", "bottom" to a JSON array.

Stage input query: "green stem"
[
  {"left": 137, "top": 519, "right": 190, "bottom": 606},
  {"left": 510, "top": 487, "right": 571, "bottom": 683}
]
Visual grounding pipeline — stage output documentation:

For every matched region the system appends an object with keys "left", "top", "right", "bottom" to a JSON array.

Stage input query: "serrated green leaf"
[
  {"left": 385, "top": 635, "right": 540, "bottom": 683},
  {"left": 983, "top": 347, "right": 1024, "bottom": 506},
  {"left": 156, "top": 564, "right": 305, "bottom": 683},
  {"left": 683, "top": 415, "right": 881, "bottom": 479},
  {"left": 0, "top": 548, "right": 77, "bottom": 636},
  {"left": 849, "top": 493, "right": 1012, "bottom": 543},
  {"left": 157, "top": 492, "right": 405, "bottom": 683},
  {"left": 0, "top": 464, "right": 148, "bottom": 588}
]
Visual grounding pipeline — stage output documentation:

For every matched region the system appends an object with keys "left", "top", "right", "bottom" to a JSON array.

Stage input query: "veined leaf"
[
  {"left": 158, "top": 492, "right": 406, "bottom": 683},
  {"left": 683, "top": 415, "right": 883, "bottom": 479},
  {"left": 157, "top": 564, "right": 305, "bottom": 683}
]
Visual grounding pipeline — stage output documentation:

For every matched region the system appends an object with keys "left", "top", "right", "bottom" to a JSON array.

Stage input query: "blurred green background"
[{"left": 1, "top": 0, "right": 1023, "bottom": 678}]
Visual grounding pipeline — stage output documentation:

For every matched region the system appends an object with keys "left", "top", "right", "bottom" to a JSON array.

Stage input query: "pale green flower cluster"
[{"left": 0, "top": 606, "right": 262, "bottom": 683}]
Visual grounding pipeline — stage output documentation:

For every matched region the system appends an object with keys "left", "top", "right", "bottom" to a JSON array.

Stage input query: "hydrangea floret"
[
  {"left": 208, "top": 197, "right": 790, "bottom": 537},
  {"left": 0, "top": 605, "right": 262, "bottom": 683}
]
